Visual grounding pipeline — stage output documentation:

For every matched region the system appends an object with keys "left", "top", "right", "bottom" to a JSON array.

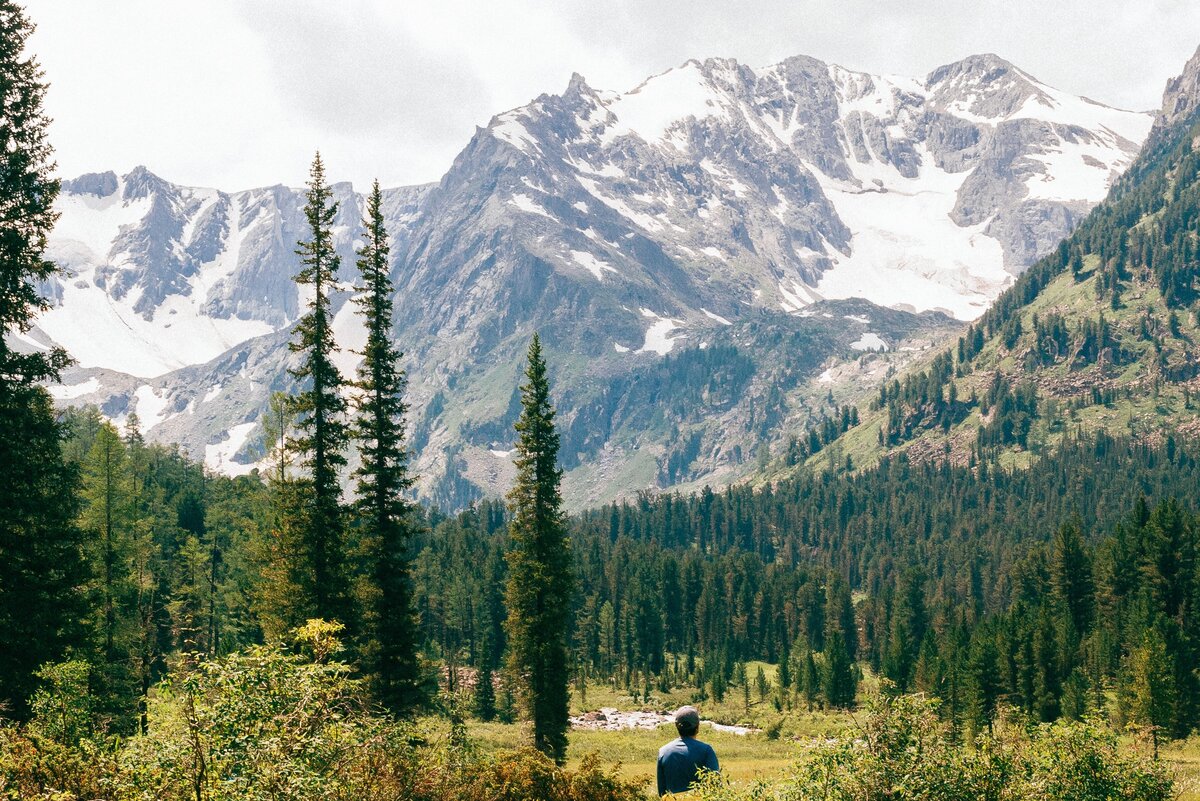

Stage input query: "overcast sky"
[{"left": 24, "top": 0, "right": 1200, "bottom": 190}]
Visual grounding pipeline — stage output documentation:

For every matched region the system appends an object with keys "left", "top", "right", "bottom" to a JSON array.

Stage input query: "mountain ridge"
[
  {"left": 27, "top": 50, "right": 1154, "bottom": 509},
  {"left": 775, "top": 45, "right": 1200, "bottom": 482}
]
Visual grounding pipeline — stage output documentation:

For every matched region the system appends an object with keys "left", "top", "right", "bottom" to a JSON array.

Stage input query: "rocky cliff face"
[
  {"left": 1156, "top": 45, "right": 1200, "bottom": 133},
  {"left": 29, "top": 52, "right": 1152, "bottom": 509}
]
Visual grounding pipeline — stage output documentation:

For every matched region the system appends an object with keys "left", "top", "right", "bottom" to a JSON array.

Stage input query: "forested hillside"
[{"left": 419, "top": 434, "right": 1200, "bottom": 736}]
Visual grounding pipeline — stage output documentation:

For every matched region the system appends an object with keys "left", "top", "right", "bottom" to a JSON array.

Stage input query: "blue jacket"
[{"left": 657, "top": 736, "right": 719, "bottom": 796}]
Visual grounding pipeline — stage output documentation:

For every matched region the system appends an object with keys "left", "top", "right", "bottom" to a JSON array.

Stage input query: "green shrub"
[
  {"left": 692, "top": 693, "right": 1173, "bottom": 801},
  {"left": 1, "top": 623, "right": 642, "bottom": 801}
]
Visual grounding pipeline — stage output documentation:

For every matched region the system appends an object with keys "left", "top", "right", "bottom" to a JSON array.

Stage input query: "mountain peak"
[
  {"left": 926, "top": 53, "right": 1028, "bottom": 90},
  {"left": 62, "top": 170, "right": 118, "bottom": 198},
  {"left": 924, "top": 53, "right": 1058, "bottom": 122},
  {"left": 566, "top": 71, "right": 589, "bottom": 91},
  {"left": 1156, "top": 44, "right": 1200, "bottom": 133},
  {"left": 121, "top": 165, "right": 170, "bottom": 201}
]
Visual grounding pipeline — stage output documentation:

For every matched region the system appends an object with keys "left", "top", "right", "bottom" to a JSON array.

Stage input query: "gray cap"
[{"left": 674, "top": 705, "right": 700, "bottom": 727}]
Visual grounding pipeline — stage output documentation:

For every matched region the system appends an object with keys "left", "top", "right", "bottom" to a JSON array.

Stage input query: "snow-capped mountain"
[
  {"left": 29, "top": 53, "right": 1152, "bottom": 508},
  {"left": 458, "top": 53, "right": 1147, "bottom": 320}
]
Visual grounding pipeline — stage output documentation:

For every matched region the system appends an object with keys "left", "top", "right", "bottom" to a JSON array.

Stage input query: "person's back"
[{"left": 657, "top": 706, "right": 719, "bottom": 796}]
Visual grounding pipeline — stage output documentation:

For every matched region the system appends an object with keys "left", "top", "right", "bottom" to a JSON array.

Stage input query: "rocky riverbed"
[{"left": 570, "top": 707, "right": 759, "bottom": 735}]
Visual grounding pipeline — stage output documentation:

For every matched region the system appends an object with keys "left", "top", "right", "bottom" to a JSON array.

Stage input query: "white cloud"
[{"left": 24, "top": 0, "right": 1200, "bottom": 190}]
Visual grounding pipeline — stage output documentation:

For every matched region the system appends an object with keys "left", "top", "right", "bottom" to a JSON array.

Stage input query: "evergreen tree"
[
  {"left": 1052, "top": 521, "right": 1095, "bottom": 637},
  {"left": 709, "top": 668, "right": 727, "bottom": 703},
  {"left": 504, "top": 334, "right": 573, "bottom": 763},
  {"left": 352, "top": 180, "right": 421, "bottom": 712},
  {"left": 822, "top": 630, "right": 857, "bottom": 708},
  {"left": 964, "top": 635, "right": 1002, "bottom": 737},
  {"left": 79, "top": 423, "right": 138, "bottom": 721},
  {"left": 755, "top": 665, "right": 769, "bottom": 704},
  {"left": 1124, "top": 625, "right": 1176, "bottom": 757},
  {"left": 801, "top": 649, "right": 820, "bottom": 711},
  {"left": 0, "top": 0, "right": 68, "bottom": 388},
  {"left": 473, "top": 633, "right": 497, "bottom": 722},
  {"left": 0, "top": 0, "right": 87, "bottom": 719},
  {"left": 256, "top": 391, "right": 308, "bottom": 639},
  {"left": 288, "top": 152, "right": 352, "bottom": 628},
  {"left": 777, "top": 646, "right": 791, "bottom": 694},
  {"left": 0, "top": 386, "right": 86, "bottom": 717}
]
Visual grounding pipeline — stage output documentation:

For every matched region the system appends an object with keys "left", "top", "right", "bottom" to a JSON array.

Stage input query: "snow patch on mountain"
[
  {"left": 46, "top": 377, "right": 100, "bottom": 400},
  {"left": 638, "top": 309, "right": 687, "bottom": 355},
  {"left": 493, "top": 111, "right": 539, "bottom": 153},
  {"left": 134, "top": 385, "right": 170, "bottom": 432},
  {"left": 53, "top": 191, "right": 151, "bottom": 262},
  {"left": 701, "top": 308, "right": 733, "bottom": 325},
  {"left": 600, "top": 60, "right": 730, "bottom": 149},
  {"left": 808, "top": 148, "right": 1011, "bottom": 320},
  {"left": 570, "top": 250, "right": 619, "bottom": 280},
  {"left": 509, "top": 193, "right": 555, "bottom": 220},
  {"left": 37, "top": 270, "right": 274, "bottom": 377},
  {"left": 850, "top": 332, "right": 889, "bottom": 351},
  {"left": 205, "top": 422, "right": 258, "bottom": 476}
]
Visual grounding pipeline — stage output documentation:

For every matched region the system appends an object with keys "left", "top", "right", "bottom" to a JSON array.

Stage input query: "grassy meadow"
[{"left": 418, "top": 672, "right": 1200, "bottom": 799}]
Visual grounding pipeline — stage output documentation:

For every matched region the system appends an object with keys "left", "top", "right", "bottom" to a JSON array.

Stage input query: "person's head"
[{"left": 673, "top": 705, "right": 700, "bottom": 738}]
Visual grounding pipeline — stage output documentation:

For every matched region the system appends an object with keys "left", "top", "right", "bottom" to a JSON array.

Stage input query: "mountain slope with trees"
[
  {"left": 758, "top": 47, "right": 1200, "bottom": 482},
  {"left": 778, "top": 46, "right": 1200, "bottom": 480}
]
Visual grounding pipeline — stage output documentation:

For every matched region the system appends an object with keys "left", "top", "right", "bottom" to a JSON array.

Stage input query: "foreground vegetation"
[{"left": 0, "top": 629, "right": 1179, "bottom": 800}]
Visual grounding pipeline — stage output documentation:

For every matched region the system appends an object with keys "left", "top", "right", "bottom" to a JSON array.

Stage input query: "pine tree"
[
  {"left": 1052, "top": 521, "right": 1094, "bottom": 637},
  {"left": 822, "top": 630, "right": 857, "bottom": 708},
  {"left": 777, "top": 645, "right": 791, "bottom": 693},
  {"left": 883, "top": 571, "right": 928, "bottom": 691},
  {"left": 802, "top": 649, "right": 820, "bottom": 711},
  {"left": 710, "top": 668, "right": 727, "bottom": 703},
  {"left": 0, "top": 0, "right": 87, "bottom": 719},
  {"left": 474, "top": 634, "right": 497, "bottom": 722},
  {"left": 79, "top": 423, "right": 138, "bottom": 722},
  {"left": 755, "top": 665, "right": 769, "bottom": 704},
  {"left": 964, "top": 635, "right": 1002, "bottom": 738},
  {"left": 0, "top": 386, "right": 86, "bottom": 717},
  {"left": 288, "top": 152, "right": 352, "bottom": 628},
  {"left": 256, "top": 391, "right": 309, "bottom": 639},
  {"left": 1124, "top": 625, "right": 1176, "bottom": 757},
  {"left": 351, "top": 180, "right": 422, "bottom": 712},
  {"left": 504, "top": 333, "right": 574, "bottom": 763},
  {"left": 0, "top": 0, "right": 69, "bottom": 388}
]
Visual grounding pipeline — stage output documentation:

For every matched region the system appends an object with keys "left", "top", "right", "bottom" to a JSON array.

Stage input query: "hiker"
[{"left": 656, "top": 705, "right": 719, "bottom": 796}]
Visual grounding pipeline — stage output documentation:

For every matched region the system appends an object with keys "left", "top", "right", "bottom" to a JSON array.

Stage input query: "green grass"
[
  {"left": 417, "top": 666, "right": 1200, "bottom": 800},
  {"left": 436, "top": 673, "right": 863, "bottom": 796},
  {"left": 1163, "top": 737, "right": 1200, "bottom": 800},
  {"left": 463, "top": 720, "right": 801, "bottom": 793},
  {"left": 446, "top": 710, "right": 1200, "bottom": 799}
]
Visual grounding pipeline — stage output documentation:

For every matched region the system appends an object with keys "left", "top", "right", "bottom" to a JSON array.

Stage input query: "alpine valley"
[{"left": 26, "top": 52, "right": 1156, "bottom": 509}]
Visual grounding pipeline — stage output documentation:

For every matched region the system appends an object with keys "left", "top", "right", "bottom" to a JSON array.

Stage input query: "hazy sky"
[{"left": 24, "top": 0, "right": 1200, "bottom": 190}]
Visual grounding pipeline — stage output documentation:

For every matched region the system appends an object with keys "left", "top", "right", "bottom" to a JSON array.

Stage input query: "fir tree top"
[{"left": 0, "top": 1, "right": 69, "bottom": 386}]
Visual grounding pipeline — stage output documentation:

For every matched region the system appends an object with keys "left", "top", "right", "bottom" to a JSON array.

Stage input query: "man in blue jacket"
[{"left": 657, "top": 705, "right": 719, "bottom": 796}]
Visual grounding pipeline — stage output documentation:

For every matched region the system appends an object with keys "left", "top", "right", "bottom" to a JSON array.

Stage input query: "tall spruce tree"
[
  {"left": 79, "top": 423, "right": 138, "bottom": 721},
  {"left": 504, "top": 333, "right": 574, "bottom": 763},
  {"left": 0, "top": 0, "right": 88, "bottom": 717},
  {"left": 256, "top": 391, "right": 308, "bottom": 639},
  {"left": 0, "top": 1, "right": 68, "bottom": 388},
  {"left": 352, "top": 180, "right": 421, "bottom": 712},
  {"left": 287, "top": 152, "right": 352, "bottom": 629},
  {"left": 822, "top": 630, "right": 857, "bottom": 708}
]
